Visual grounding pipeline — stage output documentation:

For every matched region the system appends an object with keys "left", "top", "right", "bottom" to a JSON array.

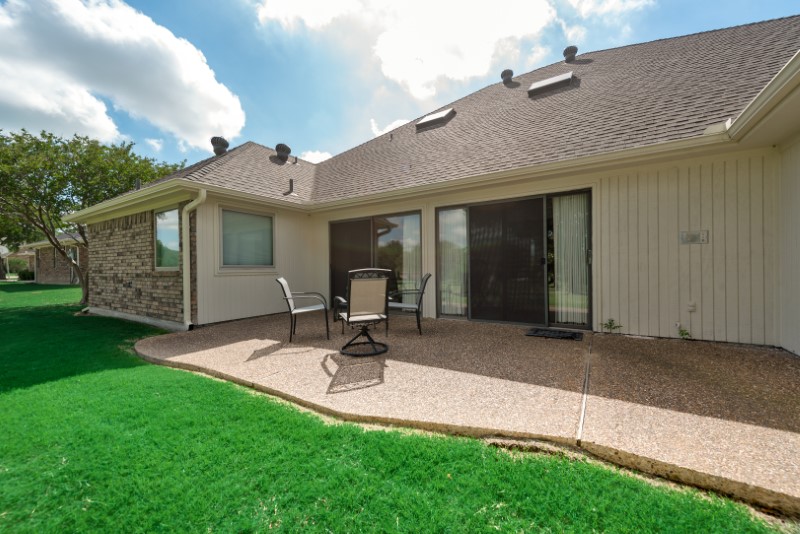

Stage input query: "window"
[
  {"left": 221, "top": 209, "right": 273, "bottom": 267},
  {"left": 155, "top": 209, "right": 180, "bottom": 269}
]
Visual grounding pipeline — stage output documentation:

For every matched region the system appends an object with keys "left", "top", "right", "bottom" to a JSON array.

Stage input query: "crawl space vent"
[{"left": 528, "top": 71, "right": 573, "bottom": 97}]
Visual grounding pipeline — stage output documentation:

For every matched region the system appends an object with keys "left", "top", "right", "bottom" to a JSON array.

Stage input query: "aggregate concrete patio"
[{"left": 134, "top": 312, "right": 800, "bottom": 516}]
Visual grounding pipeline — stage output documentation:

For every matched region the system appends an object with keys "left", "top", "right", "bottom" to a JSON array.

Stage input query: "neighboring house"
[
  {"left": 1, "top": 247, "right": 35, "bottom": 274},
  {"left": 67, "top": 17, "right": 800, "bottom": 356},
  {"left": 24, "top": 234, "right": 87, "bottom": 285}
]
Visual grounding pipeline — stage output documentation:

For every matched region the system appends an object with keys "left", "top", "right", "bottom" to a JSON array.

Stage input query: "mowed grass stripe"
[{"left": 0, "top": 283, "right": 775, "bottom": 532}]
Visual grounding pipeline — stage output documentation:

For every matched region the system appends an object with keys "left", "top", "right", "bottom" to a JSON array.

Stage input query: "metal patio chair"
[
  {"left": 388, "top": 272, "right": 432, "bottom": 335},
  {"left": 337, "top": 268, "right": 390, "bottom": 356},
  {"left": 276, "top": 277, "right": 329, "bottom": 342}
]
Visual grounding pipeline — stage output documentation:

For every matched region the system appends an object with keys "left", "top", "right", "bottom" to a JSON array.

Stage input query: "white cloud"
[
  {"left": 299, "top": 150, "right": 332, "bottom": 163},
  {"left": 370, "top": 118, "right": 409, "bottom": 137},
  {"left": 257, "top": 0, "right": 360, "bottom": 30},
  {"left": 258, "top": 0, "right": 558, "bottom": 99},
  {"left": 0, "top": 0, "right": 244, "bottom": 151},
  {"left": 145, "top": 138, "right": 163, "bottom": 152},
  {"left": 525, "top": 45, "right": 551, "bottom": 70},
  {"left": 567, "top": 0, "right": 653, "bottom": 18}
]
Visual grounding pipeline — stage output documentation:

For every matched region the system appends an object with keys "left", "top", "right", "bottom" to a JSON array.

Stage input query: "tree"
[{"left": 0, "top": 130, "right": 183, "bottom": 303}]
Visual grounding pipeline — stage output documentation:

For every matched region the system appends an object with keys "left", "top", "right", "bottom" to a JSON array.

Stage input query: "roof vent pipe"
[
  {"left": 284, "top": 179, "right": 295, "bottom": 196},
  {"left": 211, "top": 136, "right": 229, "bottom": 155},
  {"left": 276, "top": 143, "right": 291, "bottom": 162},
  {"left": 501, "top": 69, "right": 514, "bottom": 84},
  {"left": 563, "top": 45, "right": 578, "bottom": 63}
]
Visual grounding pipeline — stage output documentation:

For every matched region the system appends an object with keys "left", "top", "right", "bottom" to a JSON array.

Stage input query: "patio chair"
[
  {"left": 276, "top": 277, "right": 329, "bottom": 342},
  {"left": 333, "top": 268, "right": 391, "bottom": 336},
  {"left": 388, "top": 273, "right": 432, "bottom": 335},
  {"left": 337, "top": 268, "right": 390, "bottom": 356}
]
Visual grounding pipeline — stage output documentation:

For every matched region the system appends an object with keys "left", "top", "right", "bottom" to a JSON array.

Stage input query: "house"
[
  {"left": 1, "top": 247, "right": 35, "bottom": 275},
  {"left": 66, "top": 16, "right": 800, "bottom": 356},
  {"left": 24, "top": 234, "right": 87, "bottom": 285}
]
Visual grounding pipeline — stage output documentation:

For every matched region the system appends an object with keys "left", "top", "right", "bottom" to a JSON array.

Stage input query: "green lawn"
[{"left": 0, "top": 283, "right": 779, "bottom": 532}]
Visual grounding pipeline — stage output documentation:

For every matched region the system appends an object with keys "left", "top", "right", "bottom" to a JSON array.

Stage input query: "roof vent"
[
  {"left": 563, "top": 45, "right": 578, "bottom": 63},
  {"left": 275, "top": 143, "right": 291, "bottom": 162},
  {"left": 528, "top": 71, "right": 573, "bottom": 97},
  {"left": 211, "top": 136, "right": 229, "bottom": 156},
  {"left": 416, "top": 108, "right": 456, "bottom": 130},
  {"left": 500, "top": 69, "right": 514, "bottom": 84}
]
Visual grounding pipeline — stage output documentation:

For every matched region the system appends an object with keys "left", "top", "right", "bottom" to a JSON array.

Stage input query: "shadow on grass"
[{"left": 0, "top": 302, "right": 159, "bottom": 393}]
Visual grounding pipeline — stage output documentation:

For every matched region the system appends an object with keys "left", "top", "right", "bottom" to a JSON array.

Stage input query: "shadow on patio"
[{"left": 134, "top": 310, "right": 800, "bottom": 514}]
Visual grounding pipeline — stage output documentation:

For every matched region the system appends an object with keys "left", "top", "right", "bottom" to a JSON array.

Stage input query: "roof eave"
[
  {"left": 311, "top": 131, "right": 735, "bottom": 211},
  {"left": 727, "top": 49, "right": 800, "bottom": 141},
  {"left": 65, "top": 178, "right": 313, "bottom": 225}
]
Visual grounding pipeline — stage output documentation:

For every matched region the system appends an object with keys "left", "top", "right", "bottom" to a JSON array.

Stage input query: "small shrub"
[
  {"left": 678, "top": 326, "right": 692, "bottom": 340},
  {"left": 601, "top": 318, "right": 623, "bottom": 333},
  {"left": 18, "top": 269, "right": 35, "bottom": 281}
]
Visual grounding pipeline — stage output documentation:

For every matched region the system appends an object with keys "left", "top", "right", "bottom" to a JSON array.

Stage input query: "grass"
[{"left": 0, "top": 282, "right": 781, "bottom": 532}]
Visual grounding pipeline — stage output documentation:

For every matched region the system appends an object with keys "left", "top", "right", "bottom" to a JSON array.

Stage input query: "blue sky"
[{"left": 0, "top": 1, "right": 797, "bottom": 166}]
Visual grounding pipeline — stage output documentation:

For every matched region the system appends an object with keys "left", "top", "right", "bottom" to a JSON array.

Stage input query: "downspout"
[{"left": 182, "top": 189, "right": 207, "bottom": 328}]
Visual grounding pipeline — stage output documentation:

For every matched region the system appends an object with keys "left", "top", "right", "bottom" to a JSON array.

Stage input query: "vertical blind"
[
  {"left": 437, "top": 208, "right": 468, "bottom": 316},
  {"left": 552, "top": 193, "right": 589, "bottom": 325}
]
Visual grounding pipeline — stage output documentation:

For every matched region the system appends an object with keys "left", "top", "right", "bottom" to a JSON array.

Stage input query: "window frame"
[
  {"left": 218, "top": 206, "right": 276, "bottom": 272},
  {"left": 154, "top": 207, "right": 181, "bottom": 271}
]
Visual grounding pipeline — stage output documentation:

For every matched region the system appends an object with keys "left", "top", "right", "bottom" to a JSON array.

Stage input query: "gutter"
[
  {"left": 182, "top": 189, "right": 207, "bottom": 327},
  {"left": 727, "top": 49, "right": 800, "bottom": 141}
]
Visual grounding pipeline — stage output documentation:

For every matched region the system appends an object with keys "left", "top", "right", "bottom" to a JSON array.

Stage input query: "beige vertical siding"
[
  {"left": 195, "top": 197, "right": 317, "bottom": 324},
  {"left": 597, "top": 149, "right": 778, "bottom": 344},
  {"left": 779, "top": 138, "right": 800, "bottom": 355}
]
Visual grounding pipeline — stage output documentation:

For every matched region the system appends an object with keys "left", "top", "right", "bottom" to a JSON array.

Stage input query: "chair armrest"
[
  {"left": 286, "top": 292, "right": 328, "bottom": 309},
  {"left": 388, "top": 289, "right": 420, "bottom": 301}
]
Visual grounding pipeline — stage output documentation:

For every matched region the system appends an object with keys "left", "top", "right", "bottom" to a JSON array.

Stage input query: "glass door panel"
[
  {"left": 469, "top": 198, "right": 545, "bottom": 323},
  {"left": 329, "top": 219, "right": 372, "bottom": 301},
  {"left": 547, "top": 192, "right": 591, "bottom": 326},
  {"left": 437, "top": 208, "right": 468, "bottom": 316},
  {"left": 375, "top": 213, "right": 421, "bottom": 302}
]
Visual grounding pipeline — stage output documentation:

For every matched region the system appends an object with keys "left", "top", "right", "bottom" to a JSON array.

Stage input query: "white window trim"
[
  {"left": 217, "top": 205, "right": 276, "bottom": 274},
  {"left": 154, "top": 207, "right": 180, "bottom": 271}
]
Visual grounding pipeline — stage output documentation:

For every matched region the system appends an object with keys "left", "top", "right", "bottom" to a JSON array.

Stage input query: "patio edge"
[{"left": 134, "top": 345, "right": 800, "bottom": 518}]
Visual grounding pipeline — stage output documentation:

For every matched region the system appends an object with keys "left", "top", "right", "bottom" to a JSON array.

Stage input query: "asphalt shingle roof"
[{"left": 149, "top": 16, "right": 800, "bottom": 207}]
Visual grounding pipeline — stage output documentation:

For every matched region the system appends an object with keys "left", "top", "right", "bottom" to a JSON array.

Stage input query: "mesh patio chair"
[
  {"left": 333, "top": 268, "right": 391, "bottom": 336},
  {"left": 276, "top": 277, "right": 329, "bottom": 342},
  {"left": 388, "top": 273, "right": 432, "bottom": 335},
  {"left": 337, "top": 268, "right": 390, "bottom": 356}
]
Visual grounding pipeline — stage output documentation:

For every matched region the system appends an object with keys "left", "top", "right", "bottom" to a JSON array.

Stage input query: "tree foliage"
[{"left": 0, "top": 130, "right": 183, "bottom": 301}]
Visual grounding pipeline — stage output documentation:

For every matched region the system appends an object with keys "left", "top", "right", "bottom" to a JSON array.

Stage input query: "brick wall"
[
  {"left": 36, "top": 244, "right": 87, "bottom": 284},
  {"left": 88, "top": 210, "right": 184, "bottom": 324}
]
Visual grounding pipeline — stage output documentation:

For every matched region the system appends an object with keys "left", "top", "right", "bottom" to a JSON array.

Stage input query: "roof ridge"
[{"left": 569, "top": 14, "right": 800, "bottom": 60}]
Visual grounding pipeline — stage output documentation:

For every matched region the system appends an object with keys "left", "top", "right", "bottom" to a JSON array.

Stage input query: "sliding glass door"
[
  {"left": 436, "top": 190, "right": 591, "bottom": 327},
  {"left": 329, "top": 212, "right": 421, "bottom": 301}
]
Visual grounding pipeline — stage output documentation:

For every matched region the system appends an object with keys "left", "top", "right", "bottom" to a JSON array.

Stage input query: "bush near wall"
[{"left": 18, "top": 270, "right": 34, "bottom": 281}]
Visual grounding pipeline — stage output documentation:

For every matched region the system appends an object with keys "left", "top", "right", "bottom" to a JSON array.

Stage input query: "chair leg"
[
  {"left": 288, "top": 313, "right": 294, "bottom": 343},
  {"left": 324, "top": 309, "right": 330, "bottom": 340},
  {"left": 416, "top": 309, "right": 422, "bottom": 335}
]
